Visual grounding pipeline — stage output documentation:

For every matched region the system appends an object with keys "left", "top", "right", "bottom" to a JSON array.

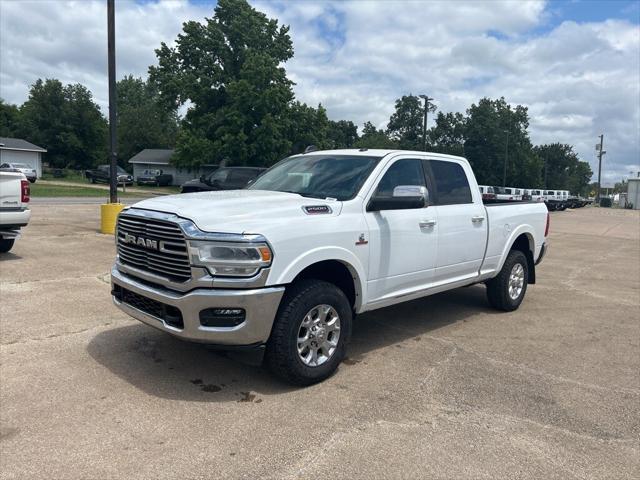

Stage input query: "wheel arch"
[
  {"left": 273, "top": 250, "right": 366, "bottom": 312},
  {"left": 505, "top": 231, "right": 536, "bottom": 284}
]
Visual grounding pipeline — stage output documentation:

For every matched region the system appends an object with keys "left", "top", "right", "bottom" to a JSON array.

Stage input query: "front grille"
[
  {"left": 117, "top": 214, "right": 191, "bottom": 282},
  {"left": 112, "top": 285, "right": 184, "bottom": 329}
]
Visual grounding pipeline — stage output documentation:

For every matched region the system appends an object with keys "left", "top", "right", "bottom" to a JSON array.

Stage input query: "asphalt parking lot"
[{"left": 1, "top": 204, "right": 639, "bottom": 479}]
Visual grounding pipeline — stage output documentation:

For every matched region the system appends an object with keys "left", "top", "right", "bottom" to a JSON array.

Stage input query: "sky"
[{"left": 1, "top": 0, "right": 638, "bottom": 186}]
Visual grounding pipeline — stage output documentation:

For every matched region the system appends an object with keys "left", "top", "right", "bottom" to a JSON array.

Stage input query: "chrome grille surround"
[
  {"left": 115, "top": 208, "right": 272, "bottom": 288},
  {"left": 116, "top": 212, "right": 191, "bottom": 282}
]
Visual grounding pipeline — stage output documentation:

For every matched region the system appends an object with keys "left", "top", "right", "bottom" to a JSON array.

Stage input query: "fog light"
[{"left": 199, "top": 308, "right": 246, "bottom": 327}]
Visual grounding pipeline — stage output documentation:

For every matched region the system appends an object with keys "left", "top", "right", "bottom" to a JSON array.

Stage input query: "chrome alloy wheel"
[
  {"left": 508, "top": 263, "right": 525, "bottom": 300},
  {"left": 297, "top": 304, "right": 341, "bottom": 367}
]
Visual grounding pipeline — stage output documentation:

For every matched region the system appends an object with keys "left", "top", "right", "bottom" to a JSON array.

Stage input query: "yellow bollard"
[{"left": 100, "top": 202, "right": 125, "bottom": 234}]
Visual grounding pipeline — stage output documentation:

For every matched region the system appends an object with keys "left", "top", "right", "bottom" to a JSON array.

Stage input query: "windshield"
[
  {"left": 116, "top": 167, "right": 128, "bottom": 174},
  {"left": 248, "top": 154, "right": 381, "bottom": 200}
]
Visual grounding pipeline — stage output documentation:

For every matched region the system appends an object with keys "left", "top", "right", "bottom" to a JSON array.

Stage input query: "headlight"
[{"left": 188, "top": 240, "right": 272, "bottom": 277}]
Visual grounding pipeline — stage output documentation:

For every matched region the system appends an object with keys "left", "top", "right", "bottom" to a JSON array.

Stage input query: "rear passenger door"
[{"left": 424, "top": 159, "right": 487, "bottom": 284}]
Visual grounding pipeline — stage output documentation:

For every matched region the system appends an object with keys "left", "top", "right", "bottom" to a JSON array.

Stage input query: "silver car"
[{"left": 0, "top": 162, "right": 37, "bottom": 183}]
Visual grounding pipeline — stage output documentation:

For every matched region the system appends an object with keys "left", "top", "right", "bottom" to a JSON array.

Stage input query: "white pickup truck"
[
  {"left": 0, "top": 171, "right": 31, "bottom": 253},
  {"left": 111, "top": 149, "right": 549, "bottom": 385}
]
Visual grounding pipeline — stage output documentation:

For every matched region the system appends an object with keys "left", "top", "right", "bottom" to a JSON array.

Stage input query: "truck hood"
[{"left": 129, "top": 190, "right": 342, "bottom": 234}]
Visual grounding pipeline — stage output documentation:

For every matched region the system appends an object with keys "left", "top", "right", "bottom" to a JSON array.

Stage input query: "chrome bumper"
[{"left": 110, "top": 265, "right": 284, "bottom": 345}]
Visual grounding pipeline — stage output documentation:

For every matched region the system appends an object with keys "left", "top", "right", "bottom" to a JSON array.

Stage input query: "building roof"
[
  {"left": 128, "top": 149, "right": 174, "bottom": 165},
  {"left": 0, "top": 137, "right": 47, "bottom": 153}
]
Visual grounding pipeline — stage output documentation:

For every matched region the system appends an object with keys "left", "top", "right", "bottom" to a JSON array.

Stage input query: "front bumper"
[{"left": 110, "top": 266, "right": 284, "bottom": 345}]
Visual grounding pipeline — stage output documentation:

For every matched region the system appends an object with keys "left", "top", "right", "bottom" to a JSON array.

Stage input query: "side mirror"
[
  {"left": 199, "top": 175, "right": 206, "bottom": 183},
  {"left": 367, "top": 185, "right": 427, "bottom": 212}
]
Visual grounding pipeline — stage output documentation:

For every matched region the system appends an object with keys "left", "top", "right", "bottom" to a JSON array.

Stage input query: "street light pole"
[
  {"left": 107, "top": 0, "right": 118, "bottom": 204},
  {"left": 595, "top": 134, "right": 605, "bottom": 202},
  {"left": 502, "top": 129, "right": 510, "bottom": 187},
  {"left": 419, "top": 94, "right": 433, "bottom": 152}
]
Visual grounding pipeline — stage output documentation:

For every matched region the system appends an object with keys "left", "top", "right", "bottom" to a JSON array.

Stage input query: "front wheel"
[
  {"left": 266, "top": 279, "right": 352, "bottom": 386},
  {"left": 0, "top": 238, "right": 15, "bottom": 253},
  {"left": 486, "top": 250, "right": 528, "bottom": 311}
]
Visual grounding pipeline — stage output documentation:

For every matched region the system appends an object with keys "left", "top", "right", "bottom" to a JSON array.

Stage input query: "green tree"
[
  {"left": 464, "top": 97, "right": 541, "bottom": 187},
  {"left": 534, "top": 143, "right": 592, "bottom": 195},
  {"left": 18, "top": 79, "right": 107, "bottom": 169},
  {"left": 354, "top": 121, "right": 397, "bottom": 149},
  {"left": 286, "top": 102, "right": 331, "bottom": 154},
  {"left": 428, "top": 111, "right": 466, "bottom": 157},
  {"left": 116, "top": 75, "right": 179, "bottom": 163},
  {"left": 0, "top": 99, "right": 20, "bottom": 137},
  {"left": 149, "top": 0, "right": 294, "bottom": 168},
  {"left": 327, "top": 120, "right": 358, "bottom": 149},
  {"left": 386, "top": 95, "right": 434, "bottom": 150}
]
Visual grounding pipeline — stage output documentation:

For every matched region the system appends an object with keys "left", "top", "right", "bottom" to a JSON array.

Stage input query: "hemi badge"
[{"left": 303, "top": 205, "right": 332, "bottom": 215}]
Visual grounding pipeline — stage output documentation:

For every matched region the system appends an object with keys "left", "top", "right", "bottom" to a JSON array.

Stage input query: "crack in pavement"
[
  {"left": 0, "top": 319, "right": 130, "bottom": 347},
  {"left": 367, "top": 317, "right": 640, "bottom": 397}
]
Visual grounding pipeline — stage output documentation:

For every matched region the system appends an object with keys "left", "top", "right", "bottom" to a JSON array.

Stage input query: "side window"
[
  {"left": 374, "top": 159, "right": 426, "bottom": 198},
  {"left": 427, "top": 160, "right": 472, "bottom": 205}
]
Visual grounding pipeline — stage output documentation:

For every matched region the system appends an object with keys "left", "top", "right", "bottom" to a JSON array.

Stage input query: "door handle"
[
  {"left": 471, "top": 215, "right": 485, "bottom": 223},
  {"left": 419, "top": 219, "right": 437, "bottom": 228}
]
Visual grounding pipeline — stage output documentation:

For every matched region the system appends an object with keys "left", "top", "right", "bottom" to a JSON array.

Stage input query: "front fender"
[{"left": 268, "top": 246, "right": 368, "bottom": 311}]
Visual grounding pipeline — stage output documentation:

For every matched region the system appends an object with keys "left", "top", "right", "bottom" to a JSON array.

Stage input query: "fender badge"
[
  {"left": 355, "top": 233, "right": 368, "bottom": 245},
  {"left": 302, "top": 205, "right": 332, "bottom": 215}
]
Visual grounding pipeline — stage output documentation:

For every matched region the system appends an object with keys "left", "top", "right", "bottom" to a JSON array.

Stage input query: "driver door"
[{"left": 364, "top": 157, "right": 438, "bottom": 304}]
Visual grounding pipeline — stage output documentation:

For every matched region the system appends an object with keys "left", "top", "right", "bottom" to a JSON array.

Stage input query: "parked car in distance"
[
  {"left": 543, "top": 190, "right": 567, "bottom": 211},
  {"left": 112, "top": 149, "right": 549, "bottom": 385},
  {"left": 0, "top": 162, "right": 37, "bottom": 183},
  {"left": 136, "top": 169, "right": 173, "bottom": 187},
  {"left": 523, "top": 189, "right": 545, "bottom": 202},
  {"left": 180, "top": 166, "right": 265, "bottom": 193},
  {"left": 85, "top": 165, "right": 133, "bottom": 185},
  {"left": 494, "top": 186, "right": 522, "bottom": 201},
  {"left": 0, "top": 171, "right": 31, "bottom": 253},
  {"left": 478, "top": 185, "right": 496, "bottom": 201}
]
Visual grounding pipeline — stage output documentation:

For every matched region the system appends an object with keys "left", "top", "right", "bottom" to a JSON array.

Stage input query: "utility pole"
[
  {"left": 107, "top": 0, "right": 117, "bottom": 204},
  {"left": 595, "top": 134, "right": 606, "bottom": 202},
  {"left": 544, "top": 156, "right": 548, "bottom": 189},
  {"left": 502, "top": 129, "right": 510, "bottom": 187},
  {"left": 419, "top": 94, "right": 433, "bottom": 152}
]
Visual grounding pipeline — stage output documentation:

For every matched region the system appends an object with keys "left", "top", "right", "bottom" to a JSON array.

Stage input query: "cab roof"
[{"left": 301, "top": 148, "right": 469, "bottom": 164}]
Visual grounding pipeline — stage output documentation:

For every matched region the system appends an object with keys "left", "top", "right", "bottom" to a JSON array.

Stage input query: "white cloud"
[{"left": 1, "top": 0, "right": 638, "bottom": 185}]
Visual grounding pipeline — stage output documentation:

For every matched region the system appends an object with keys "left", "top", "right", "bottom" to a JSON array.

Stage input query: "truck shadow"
[
  {"left": 0, "top": 252, "right": 22, "bottom": 261},
  {"left": 87, "top": 285, "right": 498, "bottom": 403}
]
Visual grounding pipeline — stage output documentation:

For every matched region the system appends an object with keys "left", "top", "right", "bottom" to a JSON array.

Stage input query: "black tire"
[
  {"left": 486, "top": 250, "right": 528, "bottom": 312},
  {"left": 29, "top": 178, "right": 36, "bottom": 183},
  {"left": 0, "top": 238, "right": 15, "bottom": 253},
  {"left": 90, "top": 177, "right": 96, "bottom": 184},
  {"left": 266, "top": 279, "right": 352, "bottom": 386}
]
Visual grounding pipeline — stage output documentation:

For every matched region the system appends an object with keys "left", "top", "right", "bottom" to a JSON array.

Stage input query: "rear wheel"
[
  {"left": 90, "top": 177, "right": 96, "bottom": 184},
  {"left": 0, "top": 238, "right": 15, "bottom": 253},
  {"left": 486, "top": 250, "right": 528, "bottom": 311},
  {"left": 266, "top": 279, "right": 352, "bottom": 386}
]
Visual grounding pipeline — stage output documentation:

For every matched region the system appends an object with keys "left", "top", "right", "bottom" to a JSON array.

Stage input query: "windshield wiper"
[{"left": 279, "top": 190, "right": 324, "bottom": 199}]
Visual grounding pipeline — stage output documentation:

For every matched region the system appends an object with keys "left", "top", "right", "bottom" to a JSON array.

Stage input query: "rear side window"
[{"left": 427, "top": 160, "right": 472, "bottom": 205}]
